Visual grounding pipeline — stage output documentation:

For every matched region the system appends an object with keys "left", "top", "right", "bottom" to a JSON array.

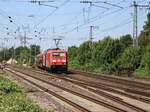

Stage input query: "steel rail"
[
  {"left": 6, "top": 68, "right": 129, "bottom": 112},
  {"left": 5, "top": 68, "right": 91, "bottom": 112},
  {"left": 9, "top": 66, "right": 150, "bottom": 104},
  {"left": 71, "top": 70, "right": 150, "bottom": 89},
  {"left": 6, "top": 67, "right": 150, "bottom": 112}
]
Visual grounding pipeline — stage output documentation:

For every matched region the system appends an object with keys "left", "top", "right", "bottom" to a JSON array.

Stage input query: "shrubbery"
[
  {"left": 118, "top": 46, "right": 143, "bottom": 71},
  {"left": 141, "top": 45, "right": 150, "bottom": 71},
  {"left": 0, "top": 75, "right": 43, "bottom": 112},
  {"left": 69, "top": 12, "right": 150, "bottom": 77},
  {"left": 0, "top": 76, "right": 22, "bottom": 93},
  {"left": 68, "top": 35, "right": 149, "bottom": 76},
  {"left": 0, "top": 45, "right": 40, "bottom": 66}
]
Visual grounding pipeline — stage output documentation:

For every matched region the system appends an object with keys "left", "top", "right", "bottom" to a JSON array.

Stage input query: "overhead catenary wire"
[
  {"left": 93, "top": 14, "right": 147, "bottom": 37},
  {"left": 57, "top": 6, "right": 129, "bottom": 36},
  {"left": 35, "top": 0, "right": 71, "bottom": 26},
  {"left": 49, "top": 0, "right": 148, "bottom": 38},
  {"left": 0, "top": 0, "right": 149, "bottom": 49},
  {"left": 33, "top": 0, "right": 136, "bottom": 42},
  {"left": 56, "top": 1, "right": 148, "bottom": 41},
  {"left": 53, "top": 0, "right": 128, "bottom": 36},
  {"left": 31, "top": 0, "right": 127, "bottom": 39},
  {"left": 94, "top": 1, "right": 124, "bottom": 9},
  {"left": 44, "top": 0, "right": 126, "bottom": 32},
  {"left": 94, "top": 20, "right": 133, "bottom": 36}
]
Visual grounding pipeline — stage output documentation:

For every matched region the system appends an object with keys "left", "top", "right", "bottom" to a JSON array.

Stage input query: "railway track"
[
  {"left": 17, "top": 67, "right": 150, "bottom": 103},
  {"left": 4, "top": 68, "right": 93, "bottom": 112},
  {"left": 64, "top": 76, "right": 150, "bottom": 97},
  {"left": 71, "top": 70, "right": 150, "bottom": 90},
  {"left": 19, "top": 66, "right": 150, "bottom": 91},
  {"left": 5, "top": 67, "right": 132, "bottom": 112},
  {"left": 5, "top": 66, "right": 150, "bottom": 112},
  {"left": 72, "top": 69, "right": 150, "bottom": 81}
]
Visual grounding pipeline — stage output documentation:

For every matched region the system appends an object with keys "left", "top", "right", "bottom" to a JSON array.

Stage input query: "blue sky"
[{"left": 0, "top": 0, "right": 149, "bottom": 51}]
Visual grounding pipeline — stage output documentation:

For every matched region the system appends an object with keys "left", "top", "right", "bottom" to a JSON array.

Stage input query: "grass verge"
[
  {"left": 134, "top": 68, "right": 150, "bottom": 78},
  {"left": 0, "top": 73, "right": 52, "bottom": 112}
]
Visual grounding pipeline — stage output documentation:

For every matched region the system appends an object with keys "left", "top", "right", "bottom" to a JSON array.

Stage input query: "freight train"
[{"left": 36, "top": 48, "right": 68, "bottom": 72}]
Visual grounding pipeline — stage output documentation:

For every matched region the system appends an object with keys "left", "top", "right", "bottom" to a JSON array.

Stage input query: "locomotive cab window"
[{"left": 52, "top": 52, "right": 65, "bottom": 57}]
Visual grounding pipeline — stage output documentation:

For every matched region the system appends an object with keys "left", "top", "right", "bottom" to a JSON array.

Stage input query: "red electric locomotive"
[{"left": 36, "top": 48, "right": 68, "bottom": 72}]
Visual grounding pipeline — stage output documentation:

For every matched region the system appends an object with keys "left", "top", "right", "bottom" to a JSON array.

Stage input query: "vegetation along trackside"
[
  {"left": 0, "top": 73, "right": 44, "bottom": 112},
  {"left": 68, "top": 12, "right": 150, "bottom": 78}
]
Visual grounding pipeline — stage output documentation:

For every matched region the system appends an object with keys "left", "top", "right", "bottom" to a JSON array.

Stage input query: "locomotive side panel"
[{"left": 45, "top": 53, "right": 50, "bottom": 68}]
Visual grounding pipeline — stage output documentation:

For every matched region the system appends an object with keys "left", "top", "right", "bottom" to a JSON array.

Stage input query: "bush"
[
  {"left": 68, "top": 59, "right": 81, "bottom": 69},
  {"left": 0, "top": 75, "right": 43, "bottom": 112},
  {"left": 84, "top": 63, "right": 95, "bottom": 72},
  {"left": 118, "top": 46, "right": 143, "bottom": 71},
  {"left": 134, "top": 68, "right": 150, "bottom": 77},
  {"left": 77, "top": 41, "right": 92, "bottom": 65},
  {"left": 68, "top": 35, "right": 134, "bottom": 74},
  {"left": 141, "top": 45, "right": 150, "bottom": 70},
  {"left": 0, "top": 93, "right": 42, "bottom": 112},
  {"left": 0, "top": 76, "right": 22, "bottom": 93}
]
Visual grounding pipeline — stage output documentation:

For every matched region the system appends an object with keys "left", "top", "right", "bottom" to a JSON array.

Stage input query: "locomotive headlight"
[
  {"left": 52, "top": 60, "right": 56, "bottom": 62},
  {"left": 62, "top": 60, "right": 66, "bottom": 62}
]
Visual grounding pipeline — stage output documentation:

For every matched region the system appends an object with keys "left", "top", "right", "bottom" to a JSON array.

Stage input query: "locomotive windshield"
[{"left": 52, "top": 52, "right": 65, "bottom": 57}]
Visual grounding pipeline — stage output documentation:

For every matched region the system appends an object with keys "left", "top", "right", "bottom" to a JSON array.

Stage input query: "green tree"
[
  {"left": 29, "top": 45, "right": 40, "bottom": 65},
  {"left": 95, "top": 37, "right": 127, "bottom": 72},
  {"left": 0, "top": 45, "right": 40, "bottom": 65},
  {"left": 77, "top": 41, "right": 92, "bottom": 65},
  {"left": 139, "top": 13, "right": 150, "bottom": 46},
  {"left": 15, "top": 46, "right": 30, "bottom": 65},
  {"left": 119, "top": 46, "right": 143, "bottom": 71},
  {"left": 0, "top": 47, "right": 14, "bottom": 62},
  {"left": 120, "top": 34, "right": 132, "bottom": 47},
  {"left": 68, "top": 46, "right": 78, "bottom": 60},
  {"left": 141, "top": 45, "right": 150, "bottom": 70},
  {"left": 68, "top": 35, "right": 133, "bottom": 73}
]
